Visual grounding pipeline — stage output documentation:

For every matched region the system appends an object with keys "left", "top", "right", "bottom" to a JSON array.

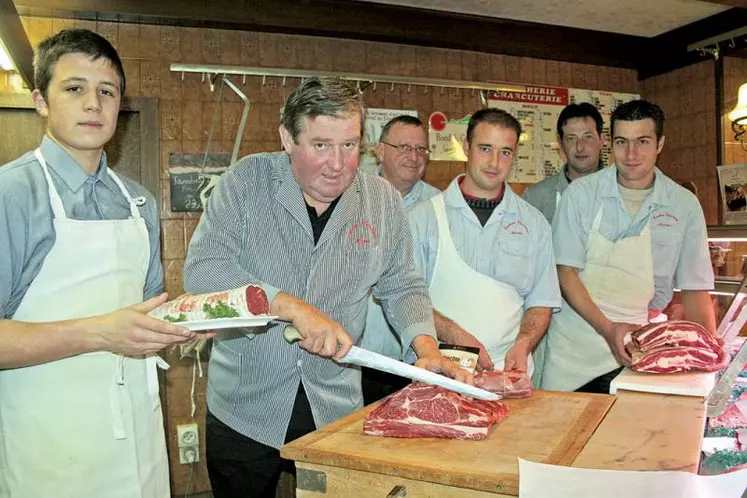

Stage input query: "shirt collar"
[
  {"left": 39, "top": 135, "right": 110, "bottom": 193},
  {"left": 444, "top": 175, "right": 519, "bottom": 214},
  {"left": 601, "top": 165, "right": 671, "bottom": 206},
  {"left": 555, "top": 164, "right": 571, "bottom": 192}
]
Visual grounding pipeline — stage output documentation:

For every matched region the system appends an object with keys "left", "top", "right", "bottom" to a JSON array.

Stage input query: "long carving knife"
[{"left": 282, "top": 325, "right": 500, "bottom": 401}]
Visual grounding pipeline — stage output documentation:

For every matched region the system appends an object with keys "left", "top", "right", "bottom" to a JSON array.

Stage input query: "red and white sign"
[{"left": 488, "top": 85, "right": 569, "bottom": 106}]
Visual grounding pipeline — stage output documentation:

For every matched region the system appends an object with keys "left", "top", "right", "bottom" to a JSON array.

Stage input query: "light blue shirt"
[
  {"left": 552, "top": 165, "right": 714, "bottom": 310},
  {"left": 361, "top": 168, "right": 440, "bottom": 359},
  {"left": 408, "top": 176, "right": 561, "bottom": 311},
  {"left": 374, "top": 165, "right": 440, "bottom": 211},
  {"left": 0, "top": 136, "right": 163, "bottom": 319}
]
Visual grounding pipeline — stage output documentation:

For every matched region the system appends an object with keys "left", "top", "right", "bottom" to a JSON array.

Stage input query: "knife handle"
[{"left": 283, "top": 325, "right": 304, "bottom": 343}]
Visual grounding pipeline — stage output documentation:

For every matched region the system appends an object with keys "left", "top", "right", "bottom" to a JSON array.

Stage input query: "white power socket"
[
  {"left": 177, "top": 423, "right": 199, "bottom": 447},
  {"left": 177, "top": 423, "right": 199, "bottom": 464}
]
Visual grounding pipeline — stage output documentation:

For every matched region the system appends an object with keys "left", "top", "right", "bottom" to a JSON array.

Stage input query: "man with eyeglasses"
[
  {"left": 522, "top": 103, "right": 605, "bottom": 224},
  {"left": 408, "top": 109, "right": 561, "bottom": 377},
  {"left": 541, "top": 100, "right": 716, "bottom": 394},
  {"left": 375, "top": 115, "right": 440, "bottom": 207}
]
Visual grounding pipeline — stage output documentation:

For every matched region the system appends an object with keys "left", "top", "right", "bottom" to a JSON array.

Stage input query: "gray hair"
[{"left": 281, "top": 77, "right": 365, "bottom": 143}]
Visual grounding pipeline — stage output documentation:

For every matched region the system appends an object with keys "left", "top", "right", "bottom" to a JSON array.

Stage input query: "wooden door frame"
[{"left": 0, "top": 93, "right": 160, "bottom": 204}]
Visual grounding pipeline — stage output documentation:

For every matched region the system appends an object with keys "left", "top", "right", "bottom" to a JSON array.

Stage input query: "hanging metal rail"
[{"left": 170, "top": 63, "right": 525, "bottom": 92}]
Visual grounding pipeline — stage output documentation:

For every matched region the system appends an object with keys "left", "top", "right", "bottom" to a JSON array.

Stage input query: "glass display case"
[{"left": 699, "top": 226, "right": 747, "bottom": 475}]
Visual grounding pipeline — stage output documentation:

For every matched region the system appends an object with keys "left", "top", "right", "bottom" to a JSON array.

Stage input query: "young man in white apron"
[
  {"left": 521, "top": 103, "right": 605, "bottom": 386},
  {"left": 0, "top": 29, "right": 195, "bottom": 498},
  {"left": 408, "top": 108, "right": 561, "bottom": 376},
  {"left": 541, "top": 100, "right": 716, "bottom": 394}
]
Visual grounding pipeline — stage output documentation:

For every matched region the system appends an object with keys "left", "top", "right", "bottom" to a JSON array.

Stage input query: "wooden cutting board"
[{"left": 281, "top": 391, "right": 615, "bottom": 496}]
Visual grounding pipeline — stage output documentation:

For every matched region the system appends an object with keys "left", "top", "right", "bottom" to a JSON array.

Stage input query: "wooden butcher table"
[{"left": 280, "top": 390, "right": 707, "bottom": 497}]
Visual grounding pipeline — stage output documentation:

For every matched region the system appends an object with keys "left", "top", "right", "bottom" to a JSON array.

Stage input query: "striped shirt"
[{"left": 183, "top": 151, "right": 435, "bottom": 449}]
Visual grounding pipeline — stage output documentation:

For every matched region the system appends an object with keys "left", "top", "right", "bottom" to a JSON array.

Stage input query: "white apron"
[
  {"left": 428, "top": 195, "right": 533, "bottom": 374},
  {"left": 541, "top": 206, "right": 654, "bottom": 392},
  {"left": 0, "top": 149, "right": 169, "bottom": 498}
]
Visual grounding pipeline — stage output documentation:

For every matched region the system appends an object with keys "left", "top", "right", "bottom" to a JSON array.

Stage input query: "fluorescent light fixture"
[{"left": 0, "top": 38, "right": 15, "bottom": 71}]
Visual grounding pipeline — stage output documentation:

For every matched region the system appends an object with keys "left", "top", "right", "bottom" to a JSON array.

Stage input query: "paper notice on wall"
[
  {"left": 359, "top": 108, "right": 418, "bottom": 173},
  {"left": 428, "top": 112, "right": 469, "bottom": 162},
  {"left": 518, "top": 458, "right": 747, "bottom": 498},
  {"left": 718, "top": 163, "right": 747, "bottom": 225}
]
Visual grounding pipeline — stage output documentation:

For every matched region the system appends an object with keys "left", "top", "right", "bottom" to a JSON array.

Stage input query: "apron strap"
[
  {"left": 34, "top": 149, "right": 68, "bottom": 220},
  {"left": 106, "top": 169, "right": 145, "bottom": 220},
  {"left": 430, "top": 194, "right": 450, "bottom": 239}
]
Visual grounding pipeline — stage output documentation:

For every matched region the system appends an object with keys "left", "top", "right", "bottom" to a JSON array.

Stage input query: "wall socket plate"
[
  {"left": 177, "top": 423, "right": 199, "bottom": 447},
  {"left": 179, "top": 446, "right": 199, "bottom": 464}
]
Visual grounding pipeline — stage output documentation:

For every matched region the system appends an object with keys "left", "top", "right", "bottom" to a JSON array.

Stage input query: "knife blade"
[{"left": 282, "top": 325, "right": 500, "bottom": 401}]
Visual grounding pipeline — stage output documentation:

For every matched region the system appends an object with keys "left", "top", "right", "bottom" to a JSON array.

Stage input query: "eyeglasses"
[{"left": 381, "top": 141, "right": 430, "bottom": 156}]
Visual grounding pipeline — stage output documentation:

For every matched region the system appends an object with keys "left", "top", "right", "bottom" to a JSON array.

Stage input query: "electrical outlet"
[
  {"left": 179, "top": 446, "right": 199, "bottom": 464},
  {"left": 177, "top": 423, "right": 199, "bottom": 447}
]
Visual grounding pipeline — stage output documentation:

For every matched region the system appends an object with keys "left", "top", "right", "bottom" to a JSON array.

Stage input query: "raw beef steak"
[
  {"left": 474, "top": 370, "right": 533, "bottom": 398},
  {"left": 626, "top": 321, "right": 725, "bottom": 374},
  {"left": 363, "top": 383, "right": 509, "bottom": 441}
]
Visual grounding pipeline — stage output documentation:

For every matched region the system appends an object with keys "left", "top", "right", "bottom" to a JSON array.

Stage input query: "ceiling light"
[{"left": 729, "top": 82, "right": 747, "bottom": 151}]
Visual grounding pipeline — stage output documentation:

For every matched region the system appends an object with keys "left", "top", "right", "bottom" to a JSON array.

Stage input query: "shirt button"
[{"left": 296, "top": 360, "right": 303, "bottom": 367}]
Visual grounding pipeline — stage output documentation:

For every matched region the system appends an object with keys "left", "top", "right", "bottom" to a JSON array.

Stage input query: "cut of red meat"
[
  {"left": 363, "top": 383, "right": 509, "bottom": 441},
  {"left": 710, "top": 392, "right": 747, "bottom": 428},
  {"left": 630, "top": 321, "right": 720, "bottom": 353},
  {"left": 626, "top": 320, "right": 725, "bottom": 374},
  {"left": 245, "top": 285, "right": 270, "bottom": 314},
  {"left": 474, "top": 370, "right": 533, "bottom": 398},
  {"left": 631, "top": 346, "right": 720, "bottom": 374}
]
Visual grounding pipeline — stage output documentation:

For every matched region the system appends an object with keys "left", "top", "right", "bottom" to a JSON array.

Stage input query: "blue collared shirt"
[
  {"left": 0, "top": 136, "right": 163, "bottom": 318},
  {"left": 374, "top": 165, "right": 441, "bottom": 212},
  {"left": 552, "top": 165, "right": 714, "bottom": 309},
  {"left": 408, "top": 176, "right": 561, "bottom": 310}
]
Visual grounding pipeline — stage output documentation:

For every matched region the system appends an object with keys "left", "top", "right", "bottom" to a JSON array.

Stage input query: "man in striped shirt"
[{"left": 184, "top": 77, "right": 467, "bottom": 498}]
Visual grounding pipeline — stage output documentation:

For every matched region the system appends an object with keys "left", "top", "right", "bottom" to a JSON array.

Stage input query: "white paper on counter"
[{"left": 518, "top": 458, "right": 747, "bottom": 498}]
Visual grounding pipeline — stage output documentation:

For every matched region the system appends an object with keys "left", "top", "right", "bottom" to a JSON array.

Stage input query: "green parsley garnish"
[
  {"left": 203, "top": 301, "right": 239, "bottom": 319},
  {"left": 163, "top": 313, "right": 187, "bottom": 323}
]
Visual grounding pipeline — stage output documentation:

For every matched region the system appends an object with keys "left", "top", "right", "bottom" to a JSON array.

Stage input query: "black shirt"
[
  {"left": 464, "top": 196, "right": 502, "bottom": 226},
  {"left": 305, "top": 196, "right": 341, "bottom": 244}
]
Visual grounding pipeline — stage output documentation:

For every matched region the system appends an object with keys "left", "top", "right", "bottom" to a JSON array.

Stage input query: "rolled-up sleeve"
[
  {"left": 374, "top": 195, "right": 435, "bottom": 348},
  {"left": 524, "top": 221, "right": 562, "bottom": 310},
  {"left": 674, "top": 201, "right": 714, "bottom": 291},
  {"left": 183, "top": 167, "right": 281, "bottom": 301},
  {"left": 552, "top": 184, "right": 588, "bottom": 270}
]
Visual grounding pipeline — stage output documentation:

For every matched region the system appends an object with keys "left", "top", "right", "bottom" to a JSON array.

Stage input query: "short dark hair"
[
  {"left": 281, "top": 77, "right": 365, "bottom": 143},
  {"left": 466, "top": 108, "right": 521, "bottom": 144},
  {"left": 379, "top": 115, "right": 424, "bottom": 142},
  {"left": 34, "top": 29, "right": 125, "bottom": 99},
  {"left": 557, "top": 103, "right": 604, "bottom": 139},
  {"left": 611, "top": 100, "right": 665, "bottom": 140}
]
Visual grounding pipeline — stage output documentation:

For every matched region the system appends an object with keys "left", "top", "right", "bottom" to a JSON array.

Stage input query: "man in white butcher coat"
[
  {"left": 541, "top": 100, "right": 716, "bottom": 393},
  {"left": 0, "top": 29, "right": 195, "bottom": 497},
  {"left": 409, "top": 108, "right": 562, "bottom": 375}
]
